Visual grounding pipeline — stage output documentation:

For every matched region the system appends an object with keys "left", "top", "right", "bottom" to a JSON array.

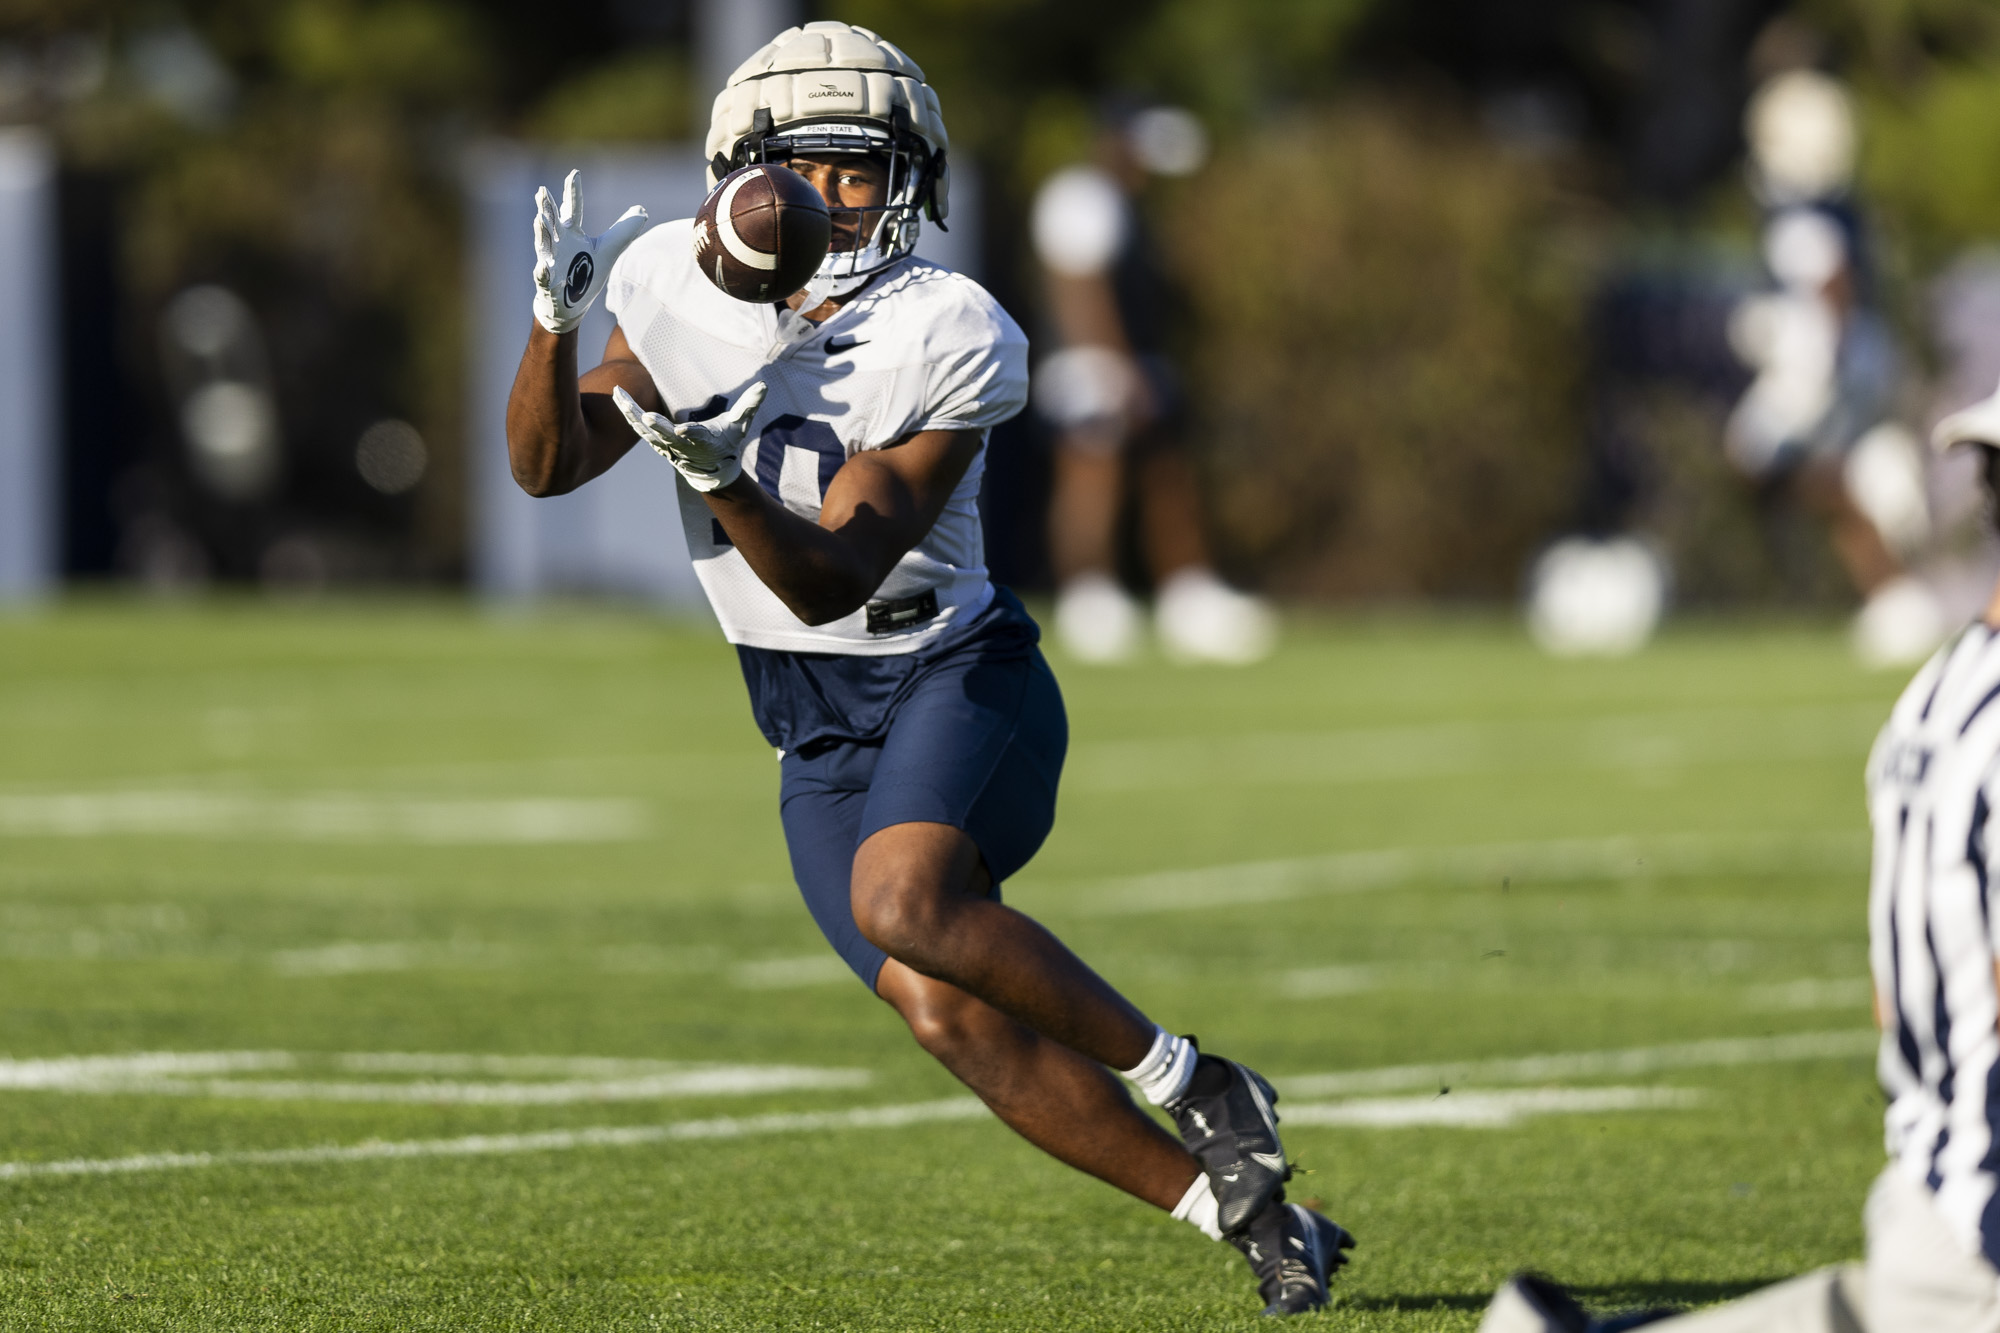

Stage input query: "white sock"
[
  {"left": 1171, "top": 1172, "right": 1222, "bottom": 1241},
  {"left": 1120, "top": 1027, "right": 1196, "bottom": 1107}
]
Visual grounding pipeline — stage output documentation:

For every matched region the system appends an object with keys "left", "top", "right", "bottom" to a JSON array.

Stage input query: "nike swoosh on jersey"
[{"left": 823, "top": 336, "right": 869, "bottom": 354}]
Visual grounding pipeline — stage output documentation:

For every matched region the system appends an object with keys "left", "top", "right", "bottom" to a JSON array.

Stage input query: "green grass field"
[{"left": 0, "top": 599, "right": 1906, "bottom": 1330}]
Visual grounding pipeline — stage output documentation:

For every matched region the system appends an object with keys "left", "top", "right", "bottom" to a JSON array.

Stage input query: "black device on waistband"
[{"left": 865, "top": 589, "right": 939, "bottom": 635}]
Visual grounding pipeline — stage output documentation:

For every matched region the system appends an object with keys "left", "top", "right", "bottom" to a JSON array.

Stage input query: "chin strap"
[{"left": 792, "top": 274, "right": 839, "bottom": 312}]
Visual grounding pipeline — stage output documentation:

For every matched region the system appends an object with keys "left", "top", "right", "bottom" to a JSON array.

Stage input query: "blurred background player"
[
  {"left": 505, "top": 22, "right": 1349, "bottom": 1316},
  {"left": 1725, "top": 65, "right": 1942, "bottom": 667},
  {"left": 1526, "top": 52, "right": 1949, "bottom": 668},
  {"left": 1478, "top": 379, "right": 2000, "bottom": 1332},
  {"left": 1030, "top": 103, "right": 1277, "bottom": 665}
]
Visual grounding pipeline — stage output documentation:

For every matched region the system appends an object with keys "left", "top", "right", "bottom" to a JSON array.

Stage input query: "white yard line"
[
  {"left": 1277, "top": 964, "right": 1395, "bottom": 998},
  {"left": 0, "top": 1099, "right": 994, "bottom": 1180},
  {"left": 0, "top": 1051, "right": 297, "bottom": 1089},
  {"left": 0, "top": 1051, "right": 869, "bottom": 1102},
  {"left": 113, "top": 1069, "right": 871, "bottom": 1104},
  {"left": 1061, "top": 829, "right": 1866, "bottom": 915},
  {"left": 270, "top": 942, "right": 513, "bottom": 976},
  {"left": 0, "top": 1032, "right": 1874, "bottom": 1181},
  {"left": 0, "top": 1082, "right": 1715, "bottom": 1181},
  {"left": 0, "top": 792, "right": 647, "bottom": 843},
  {"left": 1283, "top": 1086, "right": 1704, "bottom": 1128},
  {"left": 1280, "top": 1029, "right": 1877, "bottom": 1098},
  {"left": 1744, "top": 979, "right": 1872, "bottom": 1011}
]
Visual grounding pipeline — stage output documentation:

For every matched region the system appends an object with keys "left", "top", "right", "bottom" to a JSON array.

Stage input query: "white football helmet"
[{"left": 705, "top": 21, "right": 950, "bottom": 296}]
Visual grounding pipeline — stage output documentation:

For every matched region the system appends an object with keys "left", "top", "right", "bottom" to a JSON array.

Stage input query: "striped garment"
[{"left": 1871, "top": 621, "right": 2000, "bottom": 1268}]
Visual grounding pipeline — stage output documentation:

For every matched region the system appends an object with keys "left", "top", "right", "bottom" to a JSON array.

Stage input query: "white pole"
[
  {"left": 0, "top": 129, "right": 56, "bottom": 602},
  {"left": 694, "top": 0, "right": 801, "bottom": 128}
]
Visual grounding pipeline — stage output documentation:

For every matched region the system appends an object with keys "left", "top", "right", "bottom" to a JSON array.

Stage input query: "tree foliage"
[{"left": 1167, "top": 101, "right": 1589, "bottom": 599}]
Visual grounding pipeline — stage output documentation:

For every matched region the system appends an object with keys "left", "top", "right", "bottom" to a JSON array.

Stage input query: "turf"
[{"left": 0, "top": 597, "right": 1905, "bottom": 1329}]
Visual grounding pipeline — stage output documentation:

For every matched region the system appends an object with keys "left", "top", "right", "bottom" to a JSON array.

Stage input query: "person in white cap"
[
  {"left": 1474, "top": 378, "right": 2000, "bottom": 1333},
  {"left": 1729, "top": 68, "right": 1943, "bottom": 667}
]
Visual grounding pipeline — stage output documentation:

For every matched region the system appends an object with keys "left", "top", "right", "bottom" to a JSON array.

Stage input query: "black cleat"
[
  {"left": 1229, "top": 1200, "right": 1355, "bottom": 1316},
  {"left": 1168, "top": 1048, "right": 1290, "bottom": 1236}
]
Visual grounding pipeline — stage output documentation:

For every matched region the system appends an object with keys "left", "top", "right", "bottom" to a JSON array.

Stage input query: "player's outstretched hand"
[
  {"left": 612, "top": 383, "right": 766, "bottom": 494},
  {"left": 532, "top": 169, "right": 648, "bottom": 335}
]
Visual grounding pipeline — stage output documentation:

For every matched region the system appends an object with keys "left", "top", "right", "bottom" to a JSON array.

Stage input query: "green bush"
[{"left": 1165, "top": 100, "right": 1589, "bottom": 599}]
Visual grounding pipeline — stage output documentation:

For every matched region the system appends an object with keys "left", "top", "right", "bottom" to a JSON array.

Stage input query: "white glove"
[
  {"left": 612, "top": 383, "right": 767, "bottom": 494},
  {"left": 532, "top": 169, "right": 648, "bottom": 335}
]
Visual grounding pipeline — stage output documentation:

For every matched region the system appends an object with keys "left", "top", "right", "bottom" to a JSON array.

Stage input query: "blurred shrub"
[
  {"left": 841, "top": 0, "right": 1372, "bottom": 205},
  {"left": 1804, "top": 0, "right": 2000, "bottom": 290},
  {"left": 1623, "top": 387, "right": 1851, "bottom": 606},
  {"left": 1861, "top": 62, "right": 2000, "bottom": 270},
  {"left": 523, "top": 48, "right": 692, "bottom": 144},
  {"left": 1164, "top": 100, "right": 1592, "bottom": 599},
  {"left": 272, "top": 0, "right": 486, "bottom": 100}
]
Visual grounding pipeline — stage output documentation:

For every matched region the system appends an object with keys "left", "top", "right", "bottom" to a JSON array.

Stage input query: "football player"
[
  {"left": 1478, "top": 377, "right": 2000, "bottom": 1332},
  {"left": 503, "top": 20, "right": 1351, "bottom": 1315},
  {"left": 1726, "top": 68, "right": 1942, "bottom": 667},
  {"left": 1031, "top": 105, "right": 1277, "bottom": 666}
]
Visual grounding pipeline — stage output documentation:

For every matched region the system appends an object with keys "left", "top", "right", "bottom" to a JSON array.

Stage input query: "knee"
[
  {"left": 851, "top": 871, "right": 946, "bottom": 962},
  {"left": 897, "top": 990, "right": 1002, "bottom": 1062}
]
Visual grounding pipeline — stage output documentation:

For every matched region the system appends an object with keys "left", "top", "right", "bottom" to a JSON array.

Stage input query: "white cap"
[
  {"left": 1746, "top": 69, "right": 1856, "bottom": 204},
  {"left": 1933, "top": 382, "right": 2000, "bottom": 453}
]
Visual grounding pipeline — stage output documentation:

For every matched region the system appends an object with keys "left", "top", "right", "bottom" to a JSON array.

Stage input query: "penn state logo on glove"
[
  {"left": 531, "top": 169, "right": 648, "bottom": 335},
  {"left": 562, "top": 252, "right": 594, "bottom": 306}
]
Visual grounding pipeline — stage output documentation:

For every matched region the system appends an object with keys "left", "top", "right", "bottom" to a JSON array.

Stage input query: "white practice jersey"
[
  {"left": 1871, "top": 622, "right": 2000, "bottom": 1267},
  {"left": 604, "top": 219, "right": 1029, "bottom": 655}
]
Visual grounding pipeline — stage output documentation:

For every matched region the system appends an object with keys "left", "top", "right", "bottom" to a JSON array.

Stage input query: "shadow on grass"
[
  {"left": 1346, "top": 1293, "right": 1491, "bottom": 1314},
  {"left": 1350, "top": 1277, "right": 1784, "bottom": 1316},
  {"left": 1571, "top": 1279, "right": 1793, "bottom": 1307}
]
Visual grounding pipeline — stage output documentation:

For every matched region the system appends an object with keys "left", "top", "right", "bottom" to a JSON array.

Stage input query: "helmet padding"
[{"left": 705, "top": 21, "right": 950, "bottom": 229}]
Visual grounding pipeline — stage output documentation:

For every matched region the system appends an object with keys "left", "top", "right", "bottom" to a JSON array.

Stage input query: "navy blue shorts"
[{"left": 751, "top": 595, "right": 1068, "bottom": 991}]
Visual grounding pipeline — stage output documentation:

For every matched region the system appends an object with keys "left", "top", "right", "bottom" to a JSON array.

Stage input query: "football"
[{"left": 692, "top": 164, "right": 831, "bottom": 304}]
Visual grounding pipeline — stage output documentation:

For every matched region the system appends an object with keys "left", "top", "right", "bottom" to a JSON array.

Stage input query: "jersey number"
[{"left": 710, "top": 415, "right": 845, "bottom": 548}]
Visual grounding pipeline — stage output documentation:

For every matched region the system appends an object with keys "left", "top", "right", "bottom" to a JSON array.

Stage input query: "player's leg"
[
  {"left": 854, "top": 817, "right": 1298, "bottom": 1232},
  {"left": 1049, "top": 430, "right": 1124, "bottom": 582},
  {"left": 1792, "top": 459, "right": 1899, "bottom": 597},
  {"left": 862, "top": 820, "right": 1352, "bottom": 1312},
  {"left": 775, "top": 678, "right": 1152, "bottom": 1068},
  {"left": 847, "top": 640, "right": 1305, "bottom": 1238},
  {"left": 1130, "top": 429, "right": 1278, "bottom": 665},
  {"left": 785, "top": 635, "right": 1351, "bottom": 1310},
  {"left": 873, "top": 956, "right": 1195, "bottom": 1210},
  {"left": 853, "top": 818, "right": 1154, "bottom": 1067},
  {"left": 1049, "top": 428, "right": 1143, "bottom": 664},
  {"left": 1133, "top": 438, "right": 1210, "bottom": 581},
  {"left": 776, "top": 702, "right": 1219, "bottom": 1233}
]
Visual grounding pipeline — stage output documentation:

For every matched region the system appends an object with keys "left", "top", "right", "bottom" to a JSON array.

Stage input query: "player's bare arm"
[
  {"left": 609, "top": 383, "right": 981, "bottom": 624},
  {"left": 505, "top": 324, "right": 655, "bottom": 497},
  {"left": 702, "top": 429, "right": 981, "bottom": 625},
  {"left": 504, "top": 170, "right": 653, "bottom": 498}
]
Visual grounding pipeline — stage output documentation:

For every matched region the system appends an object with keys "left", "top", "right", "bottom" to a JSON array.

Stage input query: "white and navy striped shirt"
[{"left": 1872, "top": 622, "right": 2000, "bottom": 1267}]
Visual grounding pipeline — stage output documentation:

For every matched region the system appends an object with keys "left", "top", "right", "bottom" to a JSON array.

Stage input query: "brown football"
[{"left": 692, "top": 165, "right": 832, "bottom": 303}]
